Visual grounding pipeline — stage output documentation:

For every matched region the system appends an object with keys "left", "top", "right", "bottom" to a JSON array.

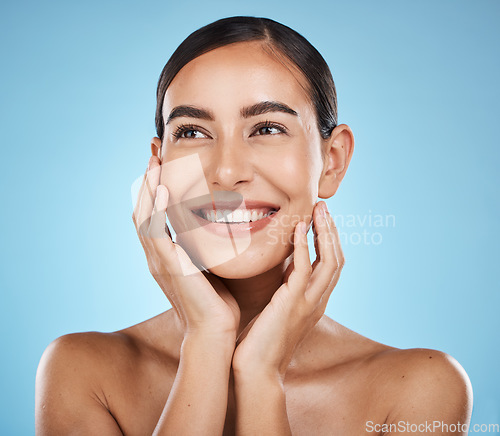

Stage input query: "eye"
[
  {"left": 257, "top": 126, "right": 280, "bottom": 135},
  {"left": 252, "top": 121, "right": 287, "bottom": 137},
  {"left": 171, "top": 124, "right": 210, "bottom": 140},
  {"left": 182, "top": 129, "right": 204, "bottom": 139}
]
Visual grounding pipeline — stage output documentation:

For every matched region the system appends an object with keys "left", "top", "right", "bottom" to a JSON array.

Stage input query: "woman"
[{"left": 36, "top": 16, "right": 472, "bottom": 435}]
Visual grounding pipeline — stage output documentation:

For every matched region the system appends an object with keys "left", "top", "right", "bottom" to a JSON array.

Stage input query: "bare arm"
[
  {"left": 234, "top": 372, "right": 291, "bottom": 436},
  {"left": 153, "top": 333, "right": 234, "bottom": 435}
]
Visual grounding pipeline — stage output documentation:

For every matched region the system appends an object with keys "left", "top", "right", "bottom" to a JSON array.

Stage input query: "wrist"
[
  {"left": 233, "top": 364, "right": 283, "bottom": 388},
  {"left": 182, "top": 331, "right": 236, "bottom": 357},
  {"left": 232, "top": 352, "right": 286, "bottom": 383}
]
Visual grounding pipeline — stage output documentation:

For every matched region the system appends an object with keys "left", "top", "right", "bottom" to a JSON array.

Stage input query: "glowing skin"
[
  {"left": 157, "top": 41, "right": 326, "bottom": 279},
  {"left": 35, "top": 39, "right": 471, "bottom": 436}
]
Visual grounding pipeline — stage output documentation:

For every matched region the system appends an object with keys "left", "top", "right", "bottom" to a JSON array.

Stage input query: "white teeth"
[
  {"left": 215, "top": 210, "right": 228, "bottom": 223},
  {"left": 235, "top": 209, "right": 244, "bottom": 222},
  {"left": 200, "top": 209, "right": 276, "bottom": 223}
]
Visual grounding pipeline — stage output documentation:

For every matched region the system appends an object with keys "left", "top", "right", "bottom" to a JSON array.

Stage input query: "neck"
[
  {"left": 219, "top": 254, "right": 293, "bottom": 336},
  {"left": 163, "top": 254, "right": 294, "bottom": 359}
]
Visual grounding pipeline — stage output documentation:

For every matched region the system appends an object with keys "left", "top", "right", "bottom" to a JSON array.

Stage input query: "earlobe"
[
  {"left": 150, "top": 137, "right": 162, "bottom": 159},
  {"left": 318, "top": 124, "right": 354, "bottom": 199}
]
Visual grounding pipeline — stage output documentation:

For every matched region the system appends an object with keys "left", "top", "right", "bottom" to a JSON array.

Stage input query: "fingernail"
[
  {"left": 147, "top": 156, "right": 154, "bottom": 170},
  {"left": 317, "top": 202, "right": 326, "bottom": 218},
  {"left": 322, "top": 202, "right": 329, "bottom": 217},
  {"left": 156, "top": 184, "right": 166, "bottom": 197}
]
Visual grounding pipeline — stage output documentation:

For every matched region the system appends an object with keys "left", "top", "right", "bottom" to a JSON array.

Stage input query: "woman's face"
[{"left": 160, "top": 41, "right": 326, "bottom": 278}]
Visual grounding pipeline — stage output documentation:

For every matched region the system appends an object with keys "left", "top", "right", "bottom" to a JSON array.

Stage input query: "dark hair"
[{"left": 155, "top": 16, "right": 337, "bottom": 140}]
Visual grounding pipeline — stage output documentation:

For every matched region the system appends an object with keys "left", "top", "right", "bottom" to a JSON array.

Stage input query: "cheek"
[
  {"left": 269, "top": 147, "right": 321, "bottom": 202},
  {"left": 160, "top": 154, "right": 208, "bottom": 234}
]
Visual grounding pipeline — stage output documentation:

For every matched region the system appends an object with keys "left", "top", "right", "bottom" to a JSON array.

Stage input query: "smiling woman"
[{"left": 35, "top": 16, "right": 472, "bottom": 435}]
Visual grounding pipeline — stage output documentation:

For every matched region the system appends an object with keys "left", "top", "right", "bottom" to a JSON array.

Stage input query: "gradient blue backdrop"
[{"left": 1, "top": 0, "right": 499, "bottom": 434}]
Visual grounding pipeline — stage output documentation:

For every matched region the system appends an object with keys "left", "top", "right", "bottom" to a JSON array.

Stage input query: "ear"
[
  {"left": 150, "top": 137, "right": 162, "bottom": 159},
  {"left": 318, "top": 124, "right": 354, "bottom": 199}
]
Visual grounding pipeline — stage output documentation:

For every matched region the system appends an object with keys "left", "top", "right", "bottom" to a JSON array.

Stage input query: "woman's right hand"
[{"left": 132, "top": 155, "right": 240, "bottom": 340}]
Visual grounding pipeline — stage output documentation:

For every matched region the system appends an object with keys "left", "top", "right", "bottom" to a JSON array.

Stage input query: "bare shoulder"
[
  {"left": 36, "top": 312, "right": 173, "bottom": 393},
  {"left": 35, "top": 331, "right": 131, "bottom": 435},
  {"left": 35, "top": 313, "right": 173, "bottom": 435},
  {"left": 370, "top": 347, "right": 472, "bottom": 400},
  {"left": 295, "top": 320, "right": 472, "bottom": 434},
  {"left": 366, "top": 347, "right": 473, "bottom": 432},
  {"left": 36, "top": 327, "right": 158, "bottom": 398},
  {"left": 37, "top": 330, "right": 134, "bottom": 380},
  {"left": 317, "top": 320, "right": 472, "bottom": 410},
  {"left": 287, "top": 317, "right": 472, "bottom": 435}
]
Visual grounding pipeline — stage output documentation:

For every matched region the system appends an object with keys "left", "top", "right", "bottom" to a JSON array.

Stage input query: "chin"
[
  {"left": 206, "top": 251, "right": 287, "bottom": 279},
  {"left": 179, "top": 236, "right": 292, "bottom": 279}
]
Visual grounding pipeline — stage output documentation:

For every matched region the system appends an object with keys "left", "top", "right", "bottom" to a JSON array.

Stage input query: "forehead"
[{"left": 163, "top": 41, "right": 313, "bottom": 118}]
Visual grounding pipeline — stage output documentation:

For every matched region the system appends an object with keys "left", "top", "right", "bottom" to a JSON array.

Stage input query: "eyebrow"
[{"left": 165, "top": 101, "right": 298, "bottom": 125}]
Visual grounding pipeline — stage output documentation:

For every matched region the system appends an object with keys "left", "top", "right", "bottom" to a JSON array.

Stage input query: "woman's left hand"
[{"left": 231, "top": 201, "right": 345, "bottom": 381}]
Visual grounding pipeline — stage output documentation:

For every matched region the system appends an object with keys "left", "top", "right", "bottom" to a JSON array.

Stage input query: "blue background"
[{"left": 1, "top": 0, "right": 499, "bottom": 434}]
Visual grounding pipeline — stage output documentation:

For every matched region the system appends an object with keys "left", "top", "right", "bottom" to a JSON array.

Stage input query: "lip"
[
  {"left": 191, "top": 207, "right": 280, "bottom": 237},
  {"left": 191, "top": 199, "right": 280, "bottom": 212}
]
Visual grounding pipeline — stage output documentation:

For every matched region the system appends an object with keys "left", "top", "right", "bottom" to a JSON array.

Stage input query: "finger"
[
  {"left": 320, "top": 207, "right": 345, "bottom": 297},
  {"left": 136, "top": 156, "right": 162, "bottom": 238},
  {"left": 287, "top": 221, "right": 312, "bottom": 293},
  {"left": 147, "top": 186, "right": 183, "bottom": 270},
  {"left": 148, "top": 204, "right": 201, "bottom": 279},
  {"left": 132, "top": 173, "right": 146, "bottom": 227},
  {"left": 326, "top": 209, "right": 345, "bottom": 271},
  {"left": 311, "top": 203, "right": 322, "bottom": 270},
  {"left": 307, "top": 202, "right": 340, "bottom": 302},
  {"left": 132, "top": 156, "right": 155, "bottom": 226},
  {"left": 149, "top": 184, "right": 169, "bottom": 239},
  {"left": 282, "top": 254, "right": 295, "bottom": 284},
  {"left": 133, "top": 161, "right": 158, "bottom": 263}
]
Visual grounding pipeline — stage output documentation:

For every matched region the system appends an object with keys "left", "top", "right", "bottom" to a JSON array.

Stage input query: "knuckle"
[
  {"left": 138, "top": 220, "right": 150, "bottom": 238},
  {"left": 301, "top": 263, "right": 313, "bottom": 276},
  {"left": 295, "top": 300, "right": 311, "bottom": 318},
  {"left": 338, "top": 256, "right": 346, "bottom": 269},
  {"left": 147, "top": 260, "right": 157, "bottom": 276},
  {"left": 324, "top": 260, "right": 337, "bottom": 276}
]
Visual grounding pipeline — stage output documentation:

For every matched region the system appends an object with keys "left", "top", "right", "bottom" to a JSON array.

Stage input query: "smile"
[
  {"left": 187, "top": 198, "right": 281, "bottom": 236},
  {"left": 193, "top": 208, "right": 278, "bottom": 224}
]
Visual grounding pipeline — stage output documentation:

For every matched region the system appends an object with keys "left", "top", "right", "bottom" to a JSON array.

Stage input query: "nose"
[{"left": 205, "top": 137, "right": 254, "bottom": 190}]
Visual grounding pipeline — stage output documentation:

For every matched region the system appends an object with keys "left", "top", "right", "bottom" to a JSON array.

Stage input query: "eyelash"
[
  {"left": 254, "top": 120, "right": 288, "bottom": 136},
  {"left": 171, "top": 120, "right": 287, "bottom": 140},
  {"left": 171, "top": 124, "right": 202, "bottom": 139}
]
